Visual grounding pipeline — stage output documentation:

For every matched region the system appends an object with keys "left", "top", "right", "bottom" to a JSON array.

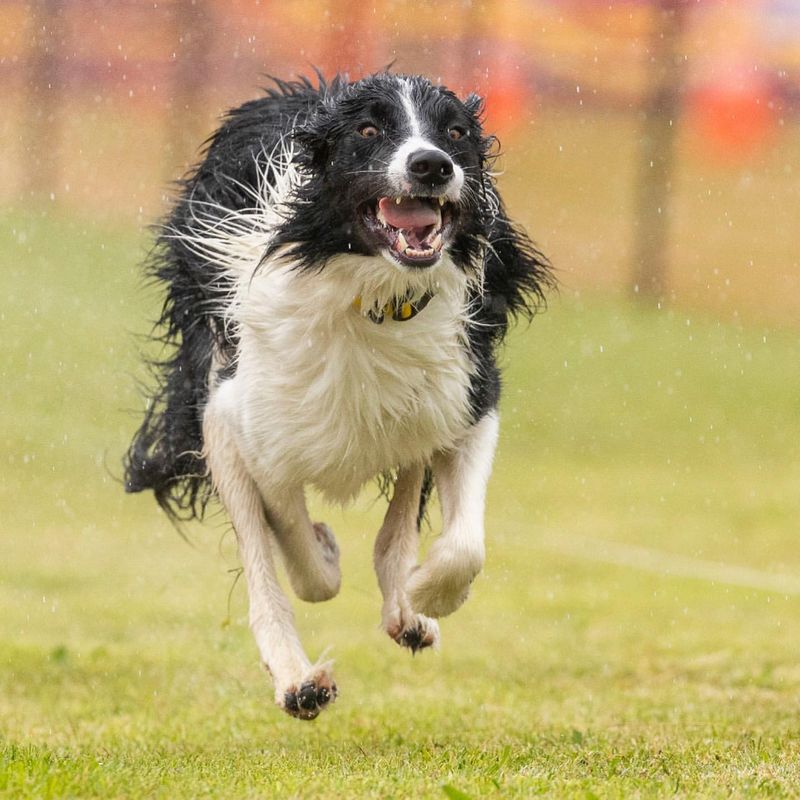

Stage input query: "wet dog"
[{"left": 125, "top": 72, "right": 551, "bottom": 719}]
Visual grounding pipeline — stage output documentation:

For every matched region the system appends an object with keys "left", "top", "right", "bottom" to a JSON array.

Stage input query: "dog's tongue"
[{"left": 378, "top": 196, "right": 439, "bottom": 230}]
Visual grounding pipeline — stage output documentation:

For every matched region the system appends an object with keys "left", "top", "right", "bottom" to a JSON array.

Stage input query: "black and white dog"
[{"left": 125, "top": 72, "right": 551, "bottom": 720}]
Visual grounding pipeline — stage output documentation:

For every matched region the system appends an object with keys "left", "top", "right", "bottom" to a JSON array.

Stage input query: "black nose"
[{"left": 407, "top": 149, "right": 454, "bottom": 186}]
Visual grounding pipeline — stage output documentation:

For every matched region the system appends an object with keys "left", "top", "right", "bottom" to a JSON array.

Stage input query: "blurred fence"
[
  {"left": 7, "top": 2, "right": 800, "bottom": 124},
  {"left": 2, "top": 0, "right": 799, "bottom": 317}
]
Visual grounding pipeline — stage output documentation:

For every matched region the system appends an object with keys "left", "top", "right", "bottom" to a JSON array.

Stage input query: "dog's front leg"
[
  {"left": 406, "top": 411, "right": 499, "bottom": 618},
  {"left": 373, "top": 464, "right": 440, "bottom": 652},
  {"left": 260, "top": 485, "right": 341, "bottom": 604},
  {"left": 203, "top": 388, "right": 336, "bottom": 720}
]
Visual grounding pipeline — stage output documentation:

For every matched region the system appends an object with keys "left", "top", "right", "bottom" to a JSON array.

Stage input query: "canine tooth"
[
  {"left": 395, "top": 196, "right": 402, "bottom": 204},
  {"left": 438, "top": 196, "right": 446, "bottom": 207},
  {"left": 431, "top": 233, "right": 443, "bottom": 250},
  {"left": 396, "top": 231, "right": 409, "bottom": 251}
]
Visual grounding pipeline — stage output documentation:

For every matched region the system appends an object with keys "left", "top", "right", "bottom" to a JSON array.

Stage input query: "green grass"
[{"left": 1, "top": 210, "right": 800, "bottom": 798}]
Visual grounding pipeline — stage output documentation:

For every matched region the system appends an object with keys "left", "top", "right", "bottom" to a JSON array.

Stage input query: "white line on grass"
[{"left": 535, "top": 531, "right": 800, "bottom": 597}]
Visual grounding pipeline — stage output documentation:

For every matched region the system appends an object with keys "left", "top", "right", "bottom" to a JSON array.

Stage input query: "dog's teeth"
[
  {"left": 438, "top": 196, "right": 446, "bottom": 207},
  {"left": 395, "top": 196, "right": 402, "bottom": 205},
  {"left": 396, "top": 231, "right": 409, "bottom": 251},
  {"left": 431, "top": 233, "right": 443, "bottom": 250}
]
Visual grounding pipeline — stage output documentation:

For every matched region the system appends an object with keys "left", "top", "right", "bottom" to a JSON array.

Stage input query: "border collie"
[{"left": 125, "top": 72, "right": 552, "bottom": 720}]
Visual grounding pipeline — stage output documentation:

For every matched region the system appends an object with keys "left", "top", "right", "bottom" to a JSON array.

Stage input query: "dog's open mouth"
[{"left": 361, "top": 196, "right": 455, "bottom": 268}]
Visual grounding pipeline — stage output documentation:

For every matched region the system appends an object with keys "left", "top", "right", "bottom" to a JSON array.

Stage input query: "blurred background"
[
  {"left": 3, "top": 4, "right": 800, "bottom": 792},
  {"left": 2, "top": 0, "right": 800, "bottom": 320}
]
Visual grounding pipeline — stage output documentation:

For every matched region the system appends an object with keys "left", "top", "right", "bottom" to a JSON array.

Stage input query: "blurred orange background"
[{"left": 2, "top": 0, "right": 799, "bottom": 324}]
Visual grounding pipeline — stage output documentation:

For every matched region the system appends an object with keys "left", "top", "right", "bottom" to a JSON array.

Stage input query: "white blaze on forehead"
[
  {"left": 388, "top": 82, "right": 464, "bottom": 198},
  {"left": 401, "top": 80, "right": 423, "bottom": 138}
]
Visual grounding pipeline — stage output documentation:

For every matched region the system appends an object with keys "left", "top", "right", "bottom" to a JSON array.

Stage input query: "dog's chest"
[{"left": 235, "top": 279, "right": 474, "bottom": 501}]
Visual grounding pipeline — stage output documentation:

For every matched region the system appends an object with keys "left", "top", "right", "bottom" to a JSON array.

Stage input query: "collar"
[{"left": 352, "top": 291, "right": 435, "bottom": 324}]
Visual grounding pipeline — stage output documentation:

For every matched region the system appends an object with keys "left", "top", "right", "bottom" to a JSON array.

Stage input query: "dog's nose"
[{"left": 407, "top": 149, "right": 454, "bottom": 186}]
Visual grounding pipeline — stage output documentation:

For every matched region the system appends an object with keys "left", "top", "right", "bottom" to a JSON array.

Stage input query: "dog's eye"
[
  {"left": 448, "top": 127, "right": 466, "bottom": 141},
  {"left": 358, "top": 124, "right": 380, "bottom": 139}
]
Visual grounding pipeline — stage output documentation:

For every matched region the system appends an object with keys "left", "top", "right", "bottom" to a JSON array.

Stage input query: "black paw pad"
[
  {"left": 297, "top": 682, "right": 318, "bottom": 711},
  {"left": 283, "top": 690, "right": 299, "bottom": 714},
  {"left": 398, "top": 625, "right": 433, "bottom": 654},
  {"left": 317, "top": 684, "right": 335, "bottom": 706},
  {"left": 283, "top": 680, "right": 337, "bottom": 720},
  {"left": 401, "top": 627, "right": 423, "bottom": 652}
]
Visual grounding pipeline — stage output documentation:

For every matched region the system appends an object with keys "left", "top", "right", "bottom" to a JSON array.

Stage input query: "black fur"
[
  {"left": 124, "top": 71, "right": 552, "bottom": 519},
  {"left": 269, "top": 76, "right": 489, "bottom": 273}
]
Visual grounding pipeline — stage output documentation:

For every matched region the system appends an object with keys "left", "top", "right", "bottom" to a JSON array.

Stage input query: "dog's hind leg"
[
  {"left": 373, "top": 463, "right": 440, "bottom": 652},
  {"left": 406, "top": 411, "right": 499, "bottom": 619},
  {"left": 259, "top": 485, "right": 341, "bottom": 603},
  {"left": 203, "top": 387, "right": 336, "bottom": 720}
]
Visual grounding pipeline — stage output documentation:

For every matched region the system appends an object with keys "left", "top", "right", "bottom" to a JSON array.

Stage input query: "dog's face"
[{"left": 284, "top": 74, "right": 491, "bottom": 273}]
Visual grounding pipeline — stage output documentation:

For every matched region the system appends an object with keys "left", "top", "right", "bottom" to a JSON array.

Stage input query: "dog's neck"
[{"left": 352, "top": 290, "right": 435, "bottom": 324}]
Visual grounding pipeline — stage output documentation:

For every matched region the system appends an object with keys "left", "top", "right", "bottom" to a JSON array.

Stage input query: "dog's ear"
[
  {"left": 463, "top": 92, "right": 485, "bottom": 121},
  {"left": 293, "top": 108, "right": 333, "bottom": 170},
  {"left": 461, "top": 92, "right": 496, "bottom": 168},
  {"left": 481, "top": 194, "right": 554, "bottom": 331}
]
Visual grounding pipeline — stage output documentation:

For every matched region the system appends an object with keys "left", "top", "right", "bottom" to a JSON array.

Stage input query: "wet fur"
[
  {"left": 124, "top": 71, "right": 552, "bottom": 718},
  {"left": 124, "top": 72, "right": 551, "bottom": 513}
]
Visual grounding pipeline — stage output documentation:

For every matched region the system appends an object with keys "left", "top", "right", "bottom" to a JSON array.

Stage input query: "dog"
[{"left": 125, "top": 71, "right": 551, "bottom": 720}]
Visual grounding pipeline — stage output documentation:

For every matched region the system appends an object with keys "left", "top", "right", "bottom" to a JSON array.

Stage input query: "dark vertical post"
[
  {"left": 632, "top": 0, "right": 688, "bottom": 300},
  {"left": 26, "top": 0, "right": 63, "bottom": 200},
  {"left": 168, "top": 0, "right": 213, "bottom": 177},
  {"left": 458, "top": 0, "right": 483, "bottom": 94}
]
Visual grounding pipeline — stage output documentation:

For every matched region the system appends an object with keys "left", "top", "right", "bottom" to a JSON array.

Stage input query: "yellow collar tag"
[{"left": 352, "top": 292, "right": 434, "bottom": 324}]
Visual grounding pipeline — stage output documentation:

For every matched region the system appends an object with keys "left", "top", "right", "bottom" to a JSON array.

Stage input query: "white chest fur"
[{"left": 220, "top": 255, "right": 475, "bottom": 503}]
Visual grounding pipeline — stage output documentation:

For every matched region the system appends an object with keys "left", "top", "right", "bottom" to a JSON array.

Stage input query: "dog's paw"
[
  {"left": 288, "top": 522, "right": 341, "bottom": 603},
  {"left": 382, "top": 597, "right": 440, "bottom": 654},
  {"left": 394, "top": 617, "right": 440, "bottom": 654},
  {"left": 277, "top": 669, "right": 337, "bottom": 721},
  {"left": 405, "top": 543, "right": 483, "bottom": 618}
]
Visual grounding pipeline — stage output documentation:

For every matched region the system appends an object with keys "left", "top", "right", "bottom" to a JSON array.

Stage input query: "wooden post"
[
  {"left": 631, "top": 0, "right": 688, "bottom": 301},
  {"left": 26, "top": 0, "right": 63, "bottom": 200},
  {"left": 168, "top": 0, "right": 213, "bottom": 177}
]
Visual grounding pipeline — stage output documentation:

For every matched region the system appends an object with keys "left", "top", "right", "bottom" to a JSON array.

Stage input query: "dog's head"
[{"left": 277, "top": 73, "right": 494, "bottom": 275}]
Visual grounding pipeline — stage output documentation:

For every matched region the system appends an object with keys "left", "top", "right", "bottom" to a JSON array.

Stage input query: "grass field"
[{"left": 2, "top": 209, "right": 800, "bottom": 798}]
